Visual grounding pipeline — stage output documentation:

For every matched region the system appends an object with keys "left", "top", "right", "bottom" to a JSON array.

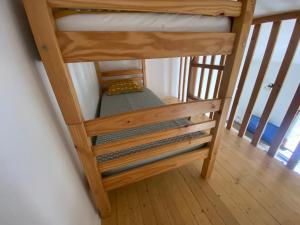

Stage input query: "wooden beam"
[
  {"left": 251, "top": 19, "right": 300, "bottom": 146},
  {"left": 99, "top": 135, "right": 212, "bottom": 172},
  {"left": 213, "top": 55, "right": 226, "bottom": 99},
  {"left": 238, "top": 21, "right": 281, "bottom": 137},
  {"left": 268, "top": 85, "right": 300, "bottom": 157},
  {"left": 93, "top": 120, "right": 216, "bottom": 156},
  {"left": 57, "top": 32, "right": 236, "bottom": 62},
  {"left": 178, "top": 57, "right": 183, "bottom": 100},
  {"left": 253, "top": 10, "right": 300, "bottom": 24},
  {"left": 48, "top": 0, "right": 242, "bottom": 17},
  {"left": 198, "top": 56, "right": 207, "bottom": 98},
  {"left": 287, "top": 141, "right": 300, "bottom": 170},
  {"left": 182, "top": 57, "right": 189, "bottom": 102},
  {"left": 142, "top": 59, "right": 147, "bottom": 87},
  {"left": 68, "top": 124, "right": 111, "bottom": 217},
  {"left": 23, "top": 0, "right": 83, "bottom": 125},
  {"left": 187, "top": 57, "right": 198, "bottom": 99},
  {"left": 101, "top": 69, "right": 143, "bottom": 77},
  {"left": 226, "top": 24, "right": 261, "bottom": 129},
  {"left": 201, "top": 0, "right": 255, "bottom": 178},
  {"left": 191, "top": 63, "right": 224, "bottom": 71},
  {"left": 102, "top": 147, "right": 209, "bottom": 191},
  {"left": 205, "top": 56, "right": 216, "bottom": 99},
  {"left": 85, "top": 99, "right": 221, "bottom": 137}
]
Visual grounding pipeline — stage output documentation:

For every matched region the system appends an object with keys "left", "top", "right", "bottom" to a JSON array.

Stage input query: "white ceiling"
[{"left": 255, "top": 0, "right": 300, "bottom": 17}]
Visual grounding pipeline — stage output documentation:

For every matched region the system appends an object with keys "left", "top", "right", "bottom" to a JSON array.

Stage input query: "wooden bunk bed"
[{"left": 23, "top": 0, "right": 255, "bottom": 218}]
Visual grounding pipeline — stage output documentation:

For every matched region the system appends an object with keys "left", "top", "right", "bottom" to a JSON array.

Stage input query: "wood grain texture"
[
  {"left": 93, "top": 120, "right": 216, "bottom": 156},
  {"left": 198, "top": 56, "right": 207, "bottom": 98},
  {"left": 68, "top": 123, "right": 111, "bottom": 217},
  {"left": 187, "top": 57, "right": 199, "bottom": 99},
  {"left": 57, "top": 32, "right": 236, "bottom": 62},
  {"left": 178, "top": 57, "right": 183, "bottom": 100},
  {"left": 102, "top": 147, "right": 209, "bottom": 191},
  {"left": 142, "top": 59, "right": 147, "bottom": 87},
  {"left": 201, "top": 0, "right": 255, "bottom": 178},
  {"left": 191, "top": 63, "right": 224, "bottom": 70},
  {"left": 226, "top": 24, "right": 261, "bottom": 129},
  {"left": 253, "top": 10, "right": 300, "bottom": 24},
  {"left": 183, "top": 57, "right": 190, "bottom": 102},
  {"left": 213, "top": 55, "right": 226, "bottom": 99},
  {"left": 101, "top": 69, "right": 143, "bottom": 77},
  {"left": 49, "top": 0, "right": 242, "bottom": 17},
  {"left": 251, "top": 19, "right": 300, "bottom": 146},
  {"left": 268, "top": 85, "right": 300, "bottom": 157},
  {"left": 205, "top": 56, "right": 216, "bottom": 99},
  {"left": 85, "top": 99, "right": 221, "bottom": 137},
  {"left": 23, "top": 0, "right": 83, "bottom": 124},
  {"left": 101, "top": 123, "right": 300, "bottom": 225},
  {"left": 99, "top": 135, "right": 212, "bottom": 172},
  {"left": 238, "top": 21, "right": 281, "bottom": 137}
]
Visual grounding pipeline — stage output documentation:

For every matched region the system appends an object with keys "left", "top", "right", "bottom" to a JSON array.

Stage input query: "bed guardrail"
[
  {"left": 84, "top": 99, "right": 221, "bottom": 136},
  {"left": 84, "top": 100, "right": 220, "bottom": 190},
  {"left": 48, "top": 0, "right": 242, "bottom": 17}
]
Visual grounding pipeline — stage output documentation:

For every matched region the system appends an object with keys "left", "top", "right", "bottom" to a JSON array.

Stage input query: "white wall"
[
  {"left": 68, "top": 63, "right": 99, "bottom": 120},
  {"left": 146, "top": 58, "right": 180, "bottom": 99},
  {"left": 0, "top": 1, "right": 100, "bottom": 225},
  {"left": 233, "top": 20, "right": 300, "bottom": 127}
]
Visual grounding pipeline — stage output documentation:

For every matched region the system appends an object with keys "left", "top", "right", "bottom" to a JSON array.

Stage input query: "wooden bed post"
[
  {"left": 142, "top": 59, "right": 147, "bottom": 87},
  {"left": 201, "top": 0, "right": 255, "bottom": 178},
  {"left": 23, "top": 0, "right": 111, "bottom": 217}
]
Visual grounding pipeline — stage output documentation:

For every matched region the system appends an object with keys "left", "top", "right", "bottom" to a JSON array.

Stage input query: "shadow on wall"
[{"left": 9, "top": 0, "right": 88, "bottom": 185}]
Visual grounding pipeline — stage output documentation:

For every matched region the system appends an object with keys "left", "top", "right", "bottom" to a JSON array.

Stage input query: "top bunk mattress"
[{"left": 56, "top": 12, "right": 231, "bottom": 32}]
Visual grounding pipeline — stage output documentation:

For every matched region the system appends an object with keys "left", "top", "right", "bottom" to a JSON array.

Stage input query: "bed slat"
[
  {"left": 101, "top": 69, "right": 143, "bottom": 77},
  {"left": 57, "top": 32, "right": 236, "bottom": 62},
  {"left": 99, "top": 134, "right": 212, "bottom": 172},
  {"left": 102, "top": 147, "right": 209, "bottom": 191},
  {"left": 93, "top": 120, "right": 216, "bottom": 156},
  {"left": 48, "top": 0, "right": 242, "bottom": 17},
  {"left": 84, "top": 99, "right": 221, "bottom": 137}
]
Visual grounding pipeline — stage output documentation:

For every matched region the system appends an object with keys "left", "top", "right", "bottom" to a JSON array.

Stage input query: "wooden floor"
[{"left": 102, "top": 99, "right": 300, "bottom": 225}]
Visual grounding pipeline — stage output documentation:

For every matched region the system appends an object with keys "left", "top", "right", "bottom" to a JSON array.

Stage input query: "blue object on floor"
[{"left": 247, "top": 115, "right": 279, "bottom": 145}]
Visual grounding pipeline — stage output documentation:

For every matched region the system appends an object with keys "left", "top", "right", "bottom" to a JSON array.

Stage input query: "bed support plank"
[
  {"left": 99, "top": 134, "right": 212, "bottom": 172},
  {"left": 93, "top": 120, "right": 216, "bottom": 156},
  {"left": 57, "top": 32, "right": 236, "bottom": 62},
  {"left": 84, "top": 99, "right": 221, "bottom": 137},
  {"left": 101, "top": 69, "right": 143, "bottom": 77},
  {"left": 102, "top": 147, "right": 209, "bottom": 191},
  {"left": 48, "top": 0, "right": 242, "bottom": 17}
]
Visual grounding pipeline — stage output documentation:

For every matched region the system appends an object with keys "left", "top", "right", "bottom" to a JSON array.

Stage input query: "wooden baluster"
[
  {"left": 205, "top": 56, "right": 216, "bottom": 100},
  {"left": 226, "top": 24, "right": 261, "bottom": 129},
  {"left": 251, "top": 19, "right": 300, "bottom": 146},
  {"left": 268, "top": 85, "right": 300, "bottom": 157},
  {"left": 178, "top": 57, "right": 184, "bottom": 100},
  {"left": 238, "top": 21, "right": 281, "bottom": 137},
  {"left": 198, "top": 56, "right": 207, "bottom": 98},
  {"left": 287, "top": 141, "right": 300, "bottom": 170}
]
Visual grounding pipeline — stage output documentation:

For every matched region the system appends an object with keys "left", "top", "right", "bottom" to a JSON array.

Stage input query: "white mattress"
[{"left": 56, "top": 12, "right": 231, "bottom": 32}]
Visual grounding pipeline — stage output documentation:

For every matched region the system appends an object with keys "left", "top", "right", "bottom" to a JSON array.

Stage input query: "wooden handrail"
[{"left": 253, "top": 10, "right": 300, "bottom": 24}]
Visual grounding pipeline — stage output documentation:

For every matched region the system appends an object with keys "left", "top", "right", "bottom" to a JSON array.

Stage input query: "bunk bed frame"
[
  {"left": 23, "top": 0, "right": 255, "bottom": 218},
  {"left": 94, "top": 59, "right": 147, "bottom": 96}
]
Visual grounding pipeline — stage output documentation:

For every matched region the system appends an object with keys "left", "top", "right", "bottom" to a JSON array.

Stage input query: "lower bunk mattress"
[{"left": 95, "top": 88, "right": 206, "bottom": 176}]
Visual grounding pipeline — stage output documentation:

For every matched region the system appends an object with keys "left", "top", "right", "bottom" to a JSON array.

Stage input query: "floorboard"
[{"left": 102, "top": 99, "right": 300, "bottom": 225}]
